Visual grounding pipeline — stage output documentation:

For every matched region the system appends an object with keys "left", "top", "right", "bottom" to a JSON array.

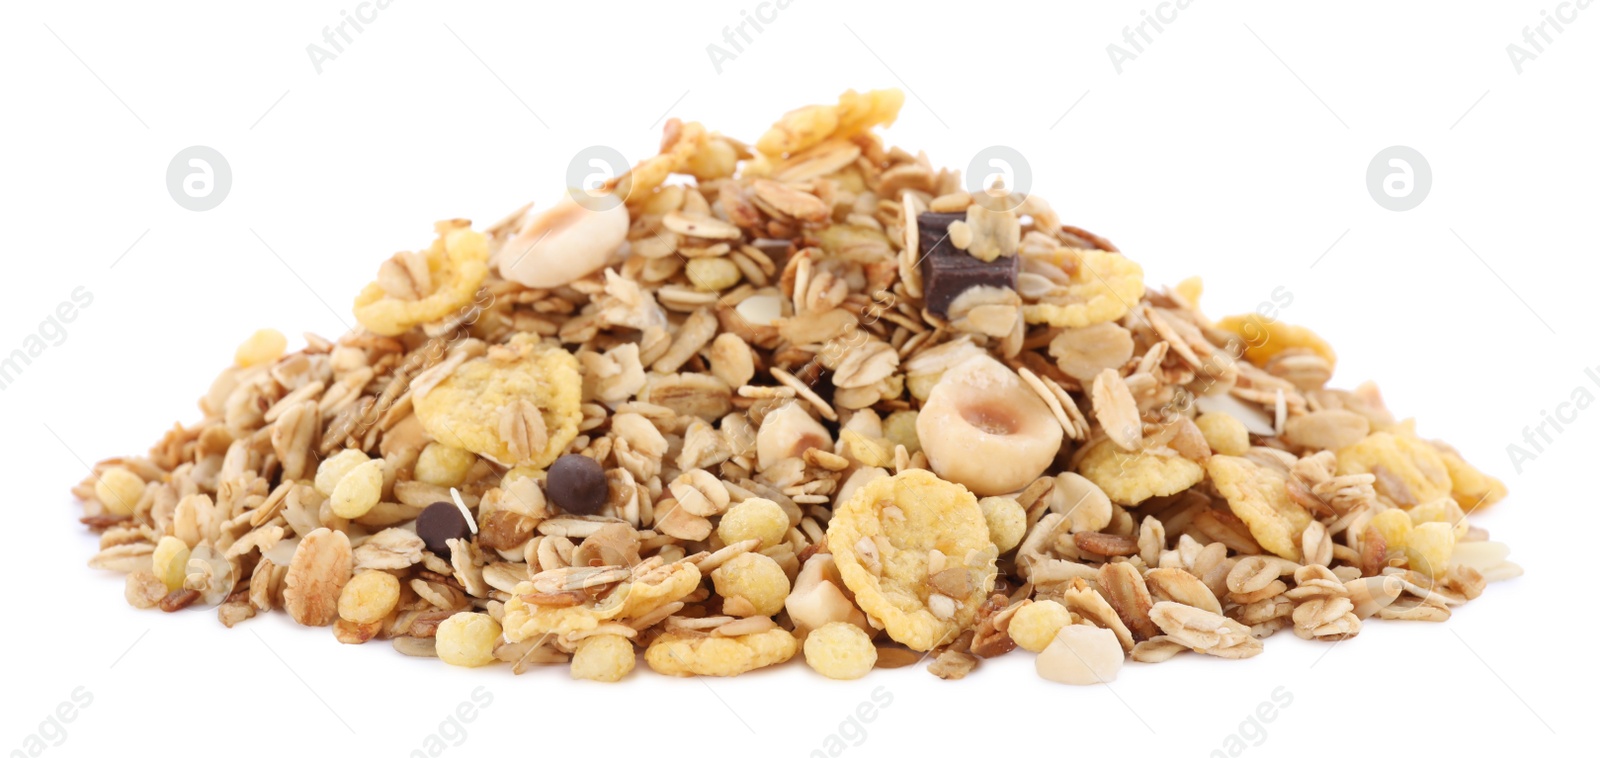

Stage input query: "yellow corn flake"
[
  {"left": 612, "top": 121, "right": 709, "bottom": 205},
  {"left": 755, "top": 88, "right": 905, "bottom": 158},
  {"left": 412, "top": 334, "right": 581, "bottom": 468},
  {"left": 1174, "top": 276, "right": 1204, "bottom": 312},
  {"left": 1404, "top": 522, "right": 1456, "bottom": 580},
  {"left": 1076, "top": 438, "right": 1204, "bottom": 505},
  {"left": 1336, "top": 431, "right": 1453, "bottom": 507},
  {"left": 645, "top": 628, "right": 798, "bottom": 677},
  {"left": 1022, "top": 249, "right": 1145, "bottom": 328},
  {"left": 1408, "top": 498, "right": 1468, "bottom": 539},
  {"left": 1205, "top": 455, "right": 1312, "bottom": 561},
  {"left": 501, "top": 562, "right": 702, "bottom": 642},
  {"left": 826, "top": 469, "right": 998, "bottom": 651},
  {"left": 353, "top": 220, "right": 489, "bottom": 337},
  {"left": 1434, "top": 444, "right": 1508, "bottom": 511},
  {"left": 1214, "top": 313, "right": 1336, "bottom": 369}
]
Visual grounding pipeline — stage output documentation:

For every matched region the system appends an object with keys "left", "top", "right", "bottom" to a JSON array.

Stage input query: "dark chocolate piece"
[
  {"left": 547, "top": 454, "right": 609, "bottom": 515},
  {"left": 417, "top": 501, "right": 473, "bottom": 555},
  {"left": 917, "top": 212, "right": 1020, "bottom": 318}
]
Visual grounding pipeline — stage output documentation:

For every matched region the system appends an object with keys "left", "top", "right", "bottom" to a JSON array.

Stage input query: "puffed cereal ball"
[
  {"left": 337, "top": 571, "right": 401, "bottom": 624},
  {"left": 1405, "top": 522, "right": 1457, "bottom": 580},
  {"left": 978, "top": 496, "right": 1027, "bottom": 553},
  {"left": 235, "top": 328, "right": 287, "bottom": 368},
  {"left": 1368, "top": 508, "right": 1413, "bottom": 551},
  {"left": 415, "top": 442, "right": 477, "bottom": 488},
  {"left": 803, "top": 622, "right": 877, "bottom": 680},
  {"left": 570, "top": 634, "right": 636, "bottom": 683},
  {"left": 1010, "top": 599, "right": 1074, "bottom": 653},
  {"left": 330, "top": 459, "right": 385, "bottom": 518},
  {"left": 436, "top": 612, "right": 502, "bottom": 668},
  {"left": 95, "top": 466, "right": 145, "bottom": 516},
  {"left": 151, "top": 535, "right": 191, "bottom": 591},
  {"left": 711, "top": 552, "right": 791, "bottom": 617},
  {"left": 315, "top": 449, "right": 372, "bottom": 497},
  {"left": 1195, "top": 412, "right": 1251, "bottom": 457},
  {"left": 716, "top": 498, "right": 789, "bottom": 549}
]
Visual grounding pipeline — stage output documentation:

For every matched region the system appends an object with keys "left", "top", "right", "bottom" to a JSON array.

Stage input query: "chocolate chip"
[
  {"left": 547, "top": 454, "right": 608, "bottom": 515},
  {"left": 918, "top": 211, "right": 1019, "bottom": 318},
  {"left": 417, "top": 501, "right": 472, "bottom": 555}
]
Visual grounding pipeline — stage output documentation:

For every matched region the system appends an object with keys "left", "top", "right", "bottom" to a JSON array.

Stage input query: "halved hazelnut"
[
  {"left": 495, "top": 198, "right": 629, "bottom": 288},
  {"left": 916, "top": 355, "right": 1064, "bottom": 496}
]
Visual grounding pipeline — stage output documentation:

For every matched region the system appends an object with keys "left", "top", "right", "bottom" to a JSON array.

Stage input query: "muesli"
[{"left": 75, "top": 88, "right": 1519, "bottom": 683}]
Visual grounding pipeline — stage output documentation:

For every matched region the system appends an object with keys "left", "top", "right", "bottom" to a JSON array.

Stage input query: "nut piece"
[
  {"left": 282, "top": 528, "right": 354, "bottom": 627},
  {"left": 570, "top": 634, "right": 636, "bottom": 683},
  {"left": 916, "top": 355, "right": 1064, "bottom": 496},
  {"left": 436, "top": 612, "right": 503, "bottom": 668},
  {"left": 756, "top": 402, "right": 832, "bottom": 472},
  {"left": 803, "top": 622, "right": 877, "bottom": 680},
  {"left": 496, "top": 199, "right": 629, "bottom": 288},
  {"left": 1035, "top": 624, "right": 1124, "bottom": 685},
  {"left": 826, "top": 470, "right": 999, "bottom": 651},
  {"left": 786, "top": 554, "right": 869, "bottom": 634},
  {"left": 1010, "top": 600, "right": 1073, "bottom": 653}
]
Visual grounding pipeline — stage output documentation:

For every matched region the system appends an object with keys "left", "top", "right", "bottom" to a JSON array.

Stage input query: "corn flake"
[
  {"left": 1434, "top": 444, "right": 1507, "bottom": 511},
  {"left": 501, "top": 562, "right": 702, "bottom": 642},
  {"left": 1076, "top": 438, "right": 1204, "bottom": 505},
  {"left": 755, "top": 88, "right": 904, "bottom": 158},
  {"left": 413, "top": 334, "right": 581, "bottom": 468},
  {"left": 353, "top": 220, "right": 489, "bottom": 337},
  {"left": 1214, "top": 313, "right": 1336, "bottom": 369},
  {"left": 1205, "top": 455, "right": 1312, "bottom": 561},
  {"left": 1336, "top": 431, "right": 1452, "bottom": 507},
  {"left": 826, "top": 469, "right": 998, "bottom": 651},
  {"left": 645, "top": 628, "right": 798, "bottom": 677},
  {"left": 1022, "top": 249, "right": 1145, "bottom": 328}
]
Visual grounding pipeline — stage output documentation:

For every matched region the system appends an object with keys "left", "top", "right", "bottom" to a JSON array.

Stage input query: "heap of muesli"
[{"left": 75, "top": 88, "right": 1521, "bottom": 684}]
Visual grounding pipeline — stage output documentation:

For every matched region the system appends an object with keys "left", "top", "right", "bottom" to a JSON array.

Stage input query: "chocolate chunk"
[
  {"left": 547, "top": 454, "right": 608, "bottom": 515},
  {"left": 417, "top": 501, "right": 473, "bottom": 555},
  {"left": 918, "top": 211, "right": 1019, "bottom": 318}
]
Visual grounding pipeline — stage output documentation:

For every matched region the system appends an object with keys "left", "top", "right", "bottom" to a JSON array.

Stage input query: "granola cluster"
[{"left": 76, "top": 88, "right": 1519, "bottom": 685}]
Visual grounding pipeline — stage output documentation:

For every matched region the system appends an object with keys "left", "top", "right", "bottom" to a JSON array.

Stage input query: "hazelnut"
[
  {"left": 495, "top": 198, "right": 628, "bottom": 288},
  {"left": 915, "top": 355, "right": 1063, "bottom": 496},
  {"left": 1035, "top": 624, "right": 1124, "bottom": 685}
]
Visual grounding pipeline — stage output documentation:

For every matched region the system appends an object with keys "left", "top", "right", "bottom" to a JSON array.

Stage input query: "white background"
[{"left": 2, "top": 1, "right": 1595, "bottom": 755}]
